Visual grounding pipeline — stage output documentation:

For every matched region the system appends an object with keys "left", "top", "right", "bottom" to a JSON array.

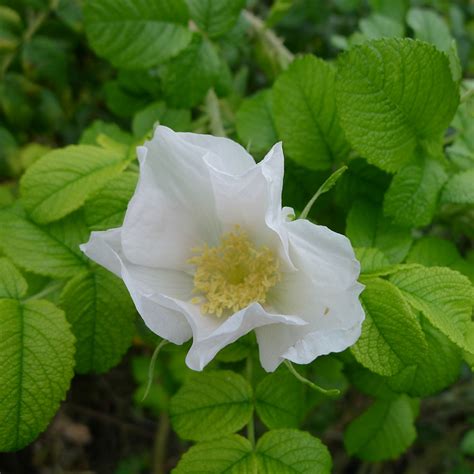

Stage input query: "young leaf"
[
  {"left": 390, "top": 266, "right": 474, "bottom": 353},
  {"left": 84, "top": 172, "right": 138, "bottom": 230},
  {"left": 441, "top": 169, "right": 474, "bottom": 205},
  {"left": 336, "top": 38, "right": 459, "bottom": 172},
  {"left": 187, "top": 0, "right": 245, "bottom": 38},
  {"left": 0, "top": 257, "right": 28, "bottom": 299},
  {"left": 236, "top": 90, "right": 278, "bottom": 154},
  {"left": 351, "top": 278, "right": 427, "bottom": 376},
  {"left": 161, "top": 34, "right": 220, "bottom": 108},
  {"left": 84, "top": 0, "right": 192, "bottom": 69},
  {"left": 173, "top": 435, "right": 254, "bottom": 473},
  {"left": 344, "top": 395, "right": 417, "bottom": 461},
  {"left": 59, "top": 266, "right": 136, "bottom": 373},
  {"left": 383, "top": 157, "right": 448, "bottom": 227},
  {"left": 256, "top": 429, "right": 332, "bottom": 474},
  {"left": 0, "top": 299, "right": 75, "bottom": 451},
  {"left": 255, "top": 369, "right": 304, "bottom": 429},
  {"left": 273, "top": 55, "right": 349, "bottom": 170},
  {"left": 0, "top": 207, "right": 88, "bottom": 278},
  {"left": 346, "top": 199, "right": 413, "bottom": 263},
  {"left": 170, "top": 370, "right": 253, "bottom": 441},
  {"left": 21, "top": 145, "right": 129, "bottom": 224}
]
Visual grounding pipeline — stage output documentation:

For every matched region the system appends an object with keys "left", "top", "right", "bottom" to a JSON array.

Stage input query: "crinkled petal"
[
  {"left": 121, "top": 126, "right": 221, "bottom": 270},
  {"left": 81, "top": 228, "right": 193, "bottom": 344},
  {"left": 177, "top": 132, "right": 255, "bottom": 175},
  {"left": 166, "top": 300, "right": 307, "bottom": 371}
]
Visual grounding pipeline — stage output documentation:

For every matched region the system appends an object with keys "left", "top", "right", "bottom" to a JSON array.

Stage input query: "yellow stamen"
[{"left": 188, "top": 226, "right": 281, "bottom": 317}]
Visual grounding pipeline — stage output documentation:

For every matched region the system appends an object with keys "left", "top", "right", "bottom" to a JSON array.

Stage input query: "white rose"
[{"left": 81, "top": 126, "right": 365, "bottom": 371}]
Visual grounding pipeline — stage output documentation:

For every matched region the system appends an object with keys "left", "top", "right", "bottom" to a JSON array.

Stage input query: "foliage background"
[{"left": 0, "top": 0, "right": 474, "bottom": 473}]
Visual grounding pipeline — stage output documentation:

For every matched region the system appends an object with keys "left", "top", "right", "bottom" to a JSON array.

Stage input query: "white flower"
[{"left": 81, "top": 126, "right": 365, "bottom": 371}]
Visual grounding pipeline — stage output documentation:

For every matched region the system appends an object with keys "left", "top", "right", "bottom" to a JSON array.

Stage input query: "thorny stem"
[
  {"left": 152, "top": 412, "right": 170, "bottom": 474},
  {"left": 243, "top": 10, "right": 294, "bottom": 69},
  {"left": 205, "top": 89, "right": 226, "bottom": 137},
  {"left": 1, "top": 0, "right": 59, "bottom": 78},
  {"left": 246, "top": 355, "right": 256, "bottom": 447},
  {"left": 284, "top": 360, "right": 340, "bottom": 398}
]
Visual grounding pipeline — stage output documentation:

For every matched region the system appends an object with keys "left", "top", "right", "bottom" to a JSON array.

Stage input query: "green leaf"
[
  {"left": 387, "top": 314, "right": 462, "bottom": 397},
  {"left": 256, "top": 429, "right": 332, "bottom": 474},
  {"left": 346, "top": 199, "right": 413, "bottom": 263},
  {"left": 161, "top": 34, "right": 220, "bottom": 108},
  {"left": 84, "top": 172, "right": 138, "bottom": 230},
  {"left": 359, "top": 14, "right": 404, "bottom": 40},
  {"left": 273, "top": 55, "right": 349, "bottom": 170},
  {"left": 352, "top": 278, "right": 427, "bottom": 376},
  {"left": 390, "top": 266, "right": 474, "bottom": 353},
  {"left": 21, "top": 145, "right": 129, "bottom": 225},
  {"left": 172, "top": 435, "right": 254, "bottom": 473},
  {"left": 255, "top": 369, "right": 304, "bottom": 429},
  {"left": 80, "top": 120, "right": 133, "bottom": 147},
  {"left": 0, "top": 299, "right": 75, "bottom": 451},
  {"left": 383, "top": 157, "right": 448, "bottom": 227},
  {"left": 336, "top": 38, "right": 459, "bottom": 172},
  {"left": 59, "top": 266, "right": 136, "bottom": 373},
  {"left": 84, "top": 0, "right": 192, "bottom": 69},
  {"left": 187, "top": 0, "right": 245, "bottom": 38},
  {"left": 0, "top": 258, "right": 28, "bottom": 299},
  {"left": 406, "top": 8, "right": 451, "bottom": 54},
  {"left": 0, "top": 207, "right": 88, "bottom": 278},
  {"left": 132, "top": 101, "right": 191, "bottom": 138},
  {"left": 355, "top": 247, "right": 391, "bottom": 274},
  {"left": 344, "top": 395, "right": 417, "bottom": 461},
  {"left": 236, "top": 89, "right": 278, "bottom": 154},
  {"left": 170, "top": 370, "right": 253, "bottom": 441},
  {"left": 441, "top": 169, "right": 474, "bottom": 205}
]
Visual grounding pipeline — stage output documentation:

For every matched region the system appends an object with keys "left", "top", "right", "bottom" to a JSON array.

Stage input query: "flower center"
[{"left": 188, "top": 226, "right": 281, "bottom": 317}]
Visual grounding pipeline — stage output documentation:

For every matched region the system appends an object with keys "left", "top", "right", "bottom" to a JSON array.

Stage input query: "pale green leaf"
[
  {"left": 0, "top": 207, "right": 88, "bottom": 278},
  {"left": 355, "top": 247, "right": 391, "bottom": 274},
  {"left": 59, "top": 266, "right": 136, "bottom": 373},
  {"left": 172, "top": 435, "right": 254, "bottom": 473},
  {"left": 383, "top": 157, "right": 448, "bottom": 227},
  {"left": 256, "top": 429, "right": 332, "bottom": 474},
  {"left": 336, "top": 38, "right": 459, "bottom": 172},
  {"left": 132, "top": 101, "right": 191, "bottom": 138},
  {"left": 441, "top": 169, "right": 474, "bottom": 205},
  {"left": 0, "top": 299, "right": 75, "bottom": 451},
  {"left": 21, "top": 145, "right": 129, "bottom": 224},
  {"left": 346, "top": 199, "right": 413, "bottom": 263},
  {"left": 170, "top": 370, "right": 253, "bottom": 441},
  {"left": 255, "top": 369, "right": 304, "bottom": 429},
  {"left": 352, "top": 278, "right": 427, "bottom": 376},
  {"left": 84, "top": 0, "right": 192, "bottom": 69},
  {"left": 187, "top": 0, "right": 245, "bottom": 38},
  {"left": 406, "top": 8, "right": 451, "bottom": 54},
  {"left": 236, "top": 90, "right": 278, "bottom": 154},
  {"left": 84, "top": 172, "right": 138, "bottom": 230},
  {"left": 359, "top": 14, "right": 404, "bottom": 39},
  {"left": 0, "top": 258, "right": 28, "bottom": 299},
  {"left": 161, "top": 34, "right": 220, "bottom": 108},
  {"left": 344, "top": 395, "right": 416, "bottom": 461},
  {"left": 273, "top": 55, "right": 349, "bottom": 170},
  {"left": 390, "top": 266, "right": 474, "bottom": 353},
  {"left": 79, "top": 120, "right": 133, "bottom": 146}
]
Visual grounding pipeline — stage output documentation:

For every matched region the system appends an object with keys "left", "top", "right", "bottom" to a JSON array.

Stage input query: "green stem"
[
  {"left": 23, "top": 281, "right": 64, "bottom": 302},
  {"left": 284, "top": 360, "right": 340, "bottom": 398},
  {"left": 142, "top": 339, "right": 169, "bottom": 401},
  {"left": 460, "top": 87, "right": 474, "bottom": 103},
  {"left": 205, "top": 89, "right": 226, "bottom": 137},
  {"left": 246, "top": 356, "right": 256, "bottom": 447},
  {"left": 152, "top": 412, "right": 170, "bottom": 474},
  {"left": 243, "top": 10, "right": 294, "bottom": 69}
]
